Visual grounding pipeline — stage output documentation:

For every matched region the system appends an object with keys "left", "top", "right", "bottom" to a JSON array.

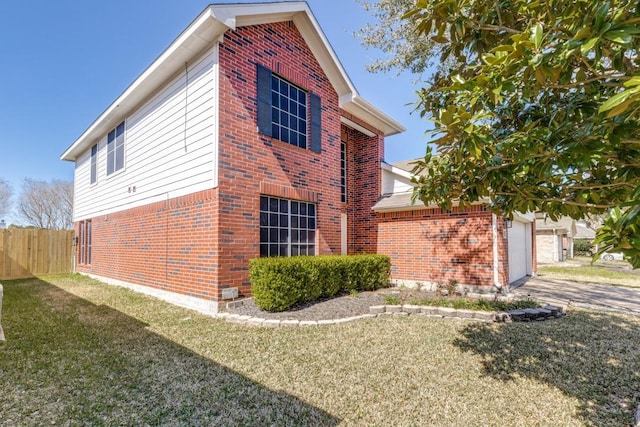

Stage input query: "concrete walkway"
[{"left": 512, "top": 277, "right": 640, "bottom": 315}]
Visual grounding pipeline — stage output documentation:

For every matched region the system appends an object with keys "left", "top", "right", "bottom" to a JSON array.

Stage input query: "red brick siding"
[
  {"left": 75, "top": 189, "right": 219, "bottom": 299},
  {"left": 341, "top": 113, "right": 385, "bottom": 254},
  {"left": 216, "top": 21, "right": 351, "bottom": 296},
  {"left": 377, "top": 206, "right": 509, "bottom": 288}
]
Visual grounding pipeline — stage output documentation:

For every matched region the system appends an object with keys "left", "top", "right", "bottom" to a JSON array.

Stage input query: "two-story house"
[
  {"left": 61, "top": 2, "right": 404, "bottom": 314},
  {"left": 62, "top": 2, "right": 535, "bottom": 315}
]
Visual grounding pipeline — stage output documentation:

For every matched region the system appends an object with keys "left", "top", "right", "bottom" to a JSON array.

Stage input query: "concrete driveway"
[{"left": 512, "top": 277, "right": 640, "bottom": 315}]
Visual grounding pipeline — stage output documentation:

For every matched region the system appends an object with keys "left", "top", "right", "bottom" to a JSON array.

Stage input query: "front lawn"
[
  {"left": 2, "top": 275, "right": 640, "bottom": 426},
  {"left": 538, "top": 256, "right": 640, "bottom": 288}
]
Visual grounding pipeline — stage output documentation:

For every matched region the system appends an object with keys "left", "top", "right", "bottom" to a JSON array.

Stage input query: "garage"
[{"left": 508, "top": 219, "right": 533, "bottom": 283}]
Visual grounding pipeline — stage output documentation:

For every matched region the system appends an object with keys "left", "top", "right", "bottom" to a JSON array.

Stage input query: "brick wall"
[
  {"left": 75, "top": 188, "right": 219, "bottom": 300},
  {"left": 216, "top": 21, "right": 352, "bottom": 297},
  {"left": 342, "top": 114, "right": 385, "bottom": 254},
  {"left": 377, "top": 205, "right": 509, "bottom": 288}
]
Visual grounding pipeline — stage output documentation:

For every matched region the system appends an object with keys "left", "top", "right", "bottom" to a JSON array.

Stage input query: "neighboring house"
[
  {"left": 535, "top": 216, "right": 577, "bottom": 263},
  {"left": 61, "top": 2, "right": 405, "bottom": 315},
  {"left": 373, "top": 160, "right": 536, "bottom": 292},
  {"left": 575, "top": 220, "right": 596, "bottom": 241}
]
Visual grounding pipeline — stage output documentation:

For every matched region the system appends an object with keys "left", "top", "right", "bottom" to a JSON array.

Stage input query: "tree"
[
  {"left": 356, "top": 0, "right": 442, "bottom": 75},
  {"left": 0, "top": 178, "right": 12, "bottom": 220},
  {"left": 361, "top": 0, "right": 640, "bottom": 267},
  {"left": 18, "top": 179, "right": 74, "bottom": 230}
]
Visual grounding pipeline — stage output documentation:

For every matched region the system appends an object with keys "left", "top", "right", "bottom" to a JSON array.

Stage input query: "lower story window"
[
  {"left": 260, "top": 196, "right": 316, "bottom": 257},
  {"left": 78, "top": 219, "right": 92, "bottom": 265}
]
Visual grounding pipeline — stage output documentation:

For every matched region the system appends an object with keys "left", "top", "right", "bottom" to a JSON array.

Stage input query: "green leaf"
[
  {"left": 531, "top": 23, "right": 543, "bottom": 49},
  {"left": 603, "top": 30, "right": 632, "bottom": 44},
  {"left": 580, "top": 38, "right": 599, "bottom": 54},
  {"left": 598, "top": 89, "right": 633, "bottom": 112}
]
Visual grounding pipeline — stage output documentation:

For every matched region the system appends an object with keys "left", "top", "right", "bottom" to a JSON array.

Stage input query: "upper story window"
[
  {"left": 341, "top": 141, "right": 346, "bottom": 203},
  {"left": 271, "top": 75, "right": 307, "bottom": 149},
  {"left": 256, "top": 64, "right": 321, "bottom": 153},
  {"left": 90, "top": 144, "right": 97, "bottom": 185},
  {"left": 107, "top": 121, "right": 125, "bottom": 176}
]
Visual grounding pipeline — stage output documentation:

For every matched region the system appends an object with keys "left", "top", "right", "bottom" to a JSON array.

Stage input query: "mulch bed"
[{"left": 224, "top": 288, "right": 435, "bottom": 321}]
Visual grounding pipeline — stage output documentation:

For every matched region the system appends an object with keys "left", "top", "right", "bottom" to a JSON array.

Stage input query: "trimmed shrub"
[
  {"left": 574, "top": 239, "right": 594, "bottom": 256},
  {"left": 250, "top": 254, "right": 391, "bottom": 312}
]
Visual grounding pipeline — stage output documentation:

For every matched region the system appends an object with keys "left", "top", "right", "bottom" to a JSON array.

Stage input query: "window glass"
[
  {"left": 270, "top": 75, "right": 307, "bottom": 149},
  {"left": 259, "top": 196, "right": 317, "bottom": 257}
]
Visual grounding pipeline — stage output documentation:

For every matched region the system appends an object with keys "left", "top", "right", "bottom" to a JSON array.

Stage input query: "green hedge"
[
  {"left": 574, "top": 239, "right": 594, "bottom": 256},
  {"left": 249, "top": 254, "right": 391, "bottom": 312}
]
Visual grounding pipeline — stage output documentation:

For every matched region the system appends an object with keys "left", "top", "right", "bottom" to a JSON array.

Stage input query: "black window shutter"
[
  {"left": 310, "top": 93, "right": 321, "bottom": 153},
  {"left": 256, "top": 64, "right": 272, "bottom": 136}
]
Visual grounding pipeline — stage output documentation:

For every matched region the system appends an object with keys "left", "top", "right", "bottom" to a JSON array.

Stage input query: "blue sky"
[{"left": 0, "top": 0, "right": 432, "bottom": 223}]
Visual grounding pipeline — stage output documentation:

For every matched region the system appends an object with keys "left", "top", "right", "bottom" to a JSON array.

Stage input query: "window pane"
[
  {"left": 291, "top": 245, "right": 299, "bottom": 256},
  {"left": 116, "top": 121, "right": 125, "bottom": 136},
  {"left": 308, "top": 218, "right": 316, "bottom": 230},
  {"left": 260, "top": 227, "right": 268, "bottom": 242},
  {"left": 279, "top": 199, "right": 288, "bottom": 213},
  {"left": 260, "top": 196, "right": 268, "bottom": 211},
  {"left": 115, "top": 143, "right": 124, "bottom": 171},
  {"left": 308, "top": 230, "right": 316, "bottom": 243},
  {"left": 260, "top": 212, "right": 268, "bottom": 226},
  {"left": 279, "top": 228, "right": 288, "bottom": 242},
  {"left": 299, "top": 135, "right": 307, "bottom": 149},
  {"left": 260, "top": 244, "right": 269, "bottom": 257},
  {"left": 291, "top": 216, "right": 298, "bottom": 228},
  {"left": 300, "top": 203, "right": 307, "bottom": 215},
  {"left": 280, "top": 214, "right": 288, "bottom": 227},
  {"left": 272, "top": 91, "right": 279, "bottom": 108},
  {"left": 269, "top": 228, "right": 278, "bottom": 242},
  {"left": 300, "top": 230, "right": 307, "bottom": 243},
  {"left": 270, "top": 244, "right": 278, "bottom": 256},
  {"left": 269, "top": 213, "right": 278, "bottom": 227},
  {"left": 269, "top": 197, "right": 279, "bottom": 211},
  {"left": 308, "top": 204, "right": 315, "bottom": 216},
  {"left": 291, "top": 202, "right": 298, "bottom": 214}
]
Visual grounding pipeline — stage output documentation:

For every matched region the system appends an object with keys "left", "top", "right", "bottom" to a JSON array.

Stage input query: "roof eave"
[
  {"left": 61, "top": 7, "right": 228, "bottom": 161},
  {"left": 61, "top": 2, "right": 404, "bottom": 161}
]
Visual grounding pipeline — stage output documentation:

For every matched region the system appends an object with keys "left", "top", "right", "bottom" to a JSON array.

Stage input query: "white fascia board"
[
  {"left": 341, "top": 95, "right": 406, "bottom": 136},
  {"left": 381, "top": 161, "right": 414, "bottom": 180},
  {"left": 61, "top": 8, "right": 228, "bottom": 161},
  {"left": 341, "top": 117, "right": 376, "bottom": 137}
]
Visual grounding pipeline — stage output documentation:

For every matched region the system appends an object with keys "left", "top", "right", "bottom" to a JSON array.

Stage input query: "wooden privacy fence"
[{"left": 0, "top": 229, "right": 75, "bottom": 280}]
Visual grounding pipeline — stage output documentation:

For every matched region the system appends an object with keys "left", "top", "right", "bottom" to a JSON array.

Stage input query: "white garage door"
[{"left": 508, "top": 221, "right": 532, "bottom": 283}]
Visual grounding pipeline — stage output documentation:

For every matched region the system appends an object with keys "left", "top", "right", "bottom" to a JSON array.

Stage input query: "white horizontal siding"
[
  {"left": 381, "top": 167, "right": 414, "bottom": 195},
  {"left": 73, "top": 46, "right": 219, "bottom": 221}
]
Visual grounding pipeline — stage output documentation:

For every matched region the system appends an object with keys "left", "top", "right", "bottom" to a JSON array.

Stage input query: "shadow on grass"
[
  {"left": 454, "top": 311, "right": 640, "bottom": 426},
  {"left": 0, "top": 278, "right": 339, "bottom": 426}
]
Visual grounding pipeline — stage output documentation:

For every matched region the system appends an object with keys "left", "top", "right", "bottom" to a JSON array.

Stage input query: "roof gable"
[{"left": 61, "top": 2, "right": 404, "bottom": 161}]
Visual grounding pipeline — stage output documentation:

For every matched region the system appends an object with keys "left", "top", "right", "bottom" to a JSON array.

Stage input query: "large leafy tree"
[{"left": 361, "top": 0, "right": 640, "bottom": 267}]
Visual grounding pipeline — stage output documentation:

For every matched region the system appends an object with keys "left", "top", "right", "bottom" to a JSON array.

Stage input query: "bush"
[
  {"left": 249, "top": 255, "right": 391, "bottom": 312},
  {"left": 574, "top": 239, "right": 594, "bottom": 256}
]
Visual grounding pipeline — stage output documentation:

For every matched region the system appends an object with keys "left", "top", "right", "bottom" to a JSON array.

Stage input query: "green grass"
[
  {"left": 538, "top": 257, "right": 640, "bottom": 288},
  {"left": 2, "top": 275, "right": 640, "bottom": 426},
  {"left": 383, "top": 294, "right": 540, "bottom": 311}
]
